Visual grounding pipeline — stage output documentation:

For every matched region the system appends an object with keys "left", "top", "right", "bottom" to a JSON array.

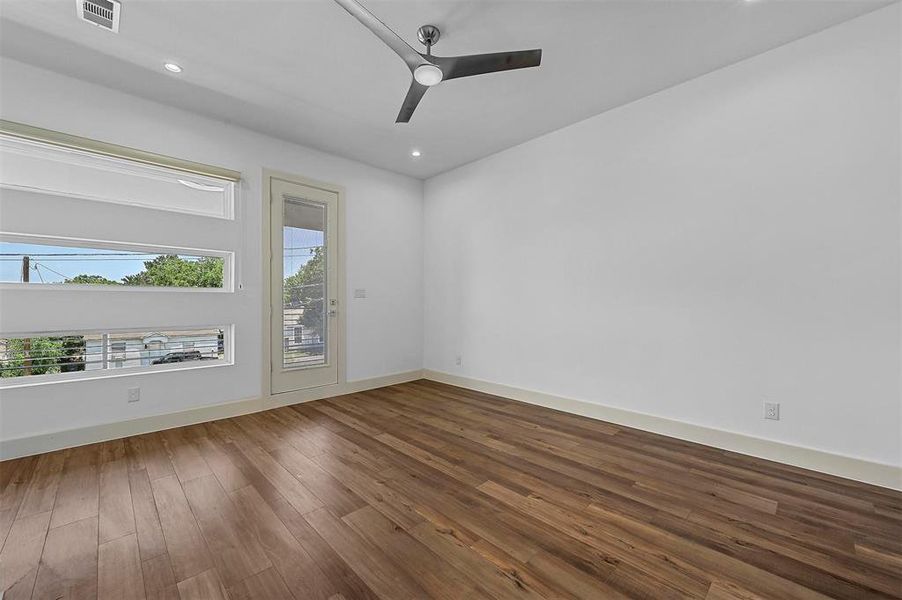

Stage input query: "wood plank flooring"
[{"left": 1, "top": 379, "right": 900, "bottom": 599}]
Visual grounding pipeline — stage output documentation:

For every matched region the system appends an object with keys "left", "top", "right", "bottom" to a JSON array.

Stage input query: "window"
[
  {"left": 0, "top": 238, "right": 229, "bottom": 289},
  {"left": 0, "top": 121, "right": 241, "bottom": 386},
  {"left": 282, "top": 199, "right": 327, "bottom": 368},
  {"left": 0, "top": 327, "right": 230, "bottom": 384},
  {"left": 0, "top": 133, "right": 236, "bottom": 219}
]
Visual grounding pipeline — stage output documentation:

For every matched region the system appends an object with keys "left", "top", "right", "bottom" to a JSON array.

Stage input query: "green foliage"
[
  {"left": 68, "top": 255, "right": 223, "bottom": 288},
  {"left": 0, "top": 336, "right": 87, "bottom": 377},
  {"left": 121, "top": 255, "right": 223, "bottom": 288},
  {"left": 66, "top": 274, "right": 120, "bottom": 285},
  {"left": 283, "top": 247, "right": 325, "bottom": 339},
  {"left": 1, "top": 338, "right": 63, "bottom": 377},
  {"left": 59, "top": 336, "right": 87, "bottom": 372}
]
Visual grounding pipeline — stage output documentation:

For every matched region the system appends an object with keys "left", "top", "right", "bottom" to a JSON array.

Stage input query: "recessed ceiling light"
[
  {"left": 164, "top": 62, "right": 183, "bottom": 73},
  {"left": 411, "top": 150, "right": 422, "bottom": 157}
]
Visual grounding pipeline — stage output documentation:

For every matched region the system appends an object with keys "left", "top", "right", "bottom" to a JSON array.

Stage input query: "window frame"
[
  {"left": 0, "top": 121, "right": 242, "bottom": 388},
  {"left": 0, "top": 120, "right": 240, "bottom": 221},
  {"left": 0, "top": 324, "right": 234, "bottom": 389},
  {"left": 0, "top": 231, "right": 235, "bottom": 293}
]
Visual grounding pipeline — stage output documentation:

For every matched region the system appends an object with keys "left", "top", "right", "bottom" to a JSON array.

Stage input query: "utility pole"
[{"left": 21, "top": 256, "right": 32, "bottom": 376}]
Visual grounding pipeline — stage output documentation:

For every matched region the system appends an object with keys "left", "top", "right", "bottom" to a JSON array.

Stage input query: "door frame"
[{"left": 261, "top": 168, "right": 346, "bottom": 403}]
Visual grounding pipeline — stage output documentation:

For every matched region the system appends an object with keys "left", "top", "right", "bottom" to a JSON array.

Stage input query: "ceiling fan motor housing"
[{"left": 417, "top": 25, "right": 441, "bottom": 51}]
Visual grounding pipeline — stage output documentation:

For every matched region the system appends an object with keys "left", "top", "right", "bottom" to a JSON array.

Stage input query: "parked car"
[{"left": 151, "top": 350, "right": 204, "bottom": 365}]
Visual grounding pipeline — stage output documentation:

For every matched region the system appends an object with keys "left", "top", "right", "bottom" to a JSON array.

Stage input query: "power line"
[
  {"left": 0, "top": 254, "right": 208, "bottom": 259},
  {"left": 0, "top": 252, "right": 175, "bottom": 257},
  {"left": 0, "top": 257, "right": 164, "bottom": 262},
  {"left": 32, "top": 261, "right": 70, "bottom": 280},
  {"left": 0, "top": 256, "right": 211, "bottom": 262}
]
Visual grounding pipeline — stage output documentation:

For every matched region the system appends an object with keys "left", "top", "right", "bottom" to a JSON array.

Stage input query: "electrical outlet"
[
  {"left": 764, "top": 402, "right": 780, "bottom": 420},
  {"left": 128, "top": 387, "right": 141, "bottom": 403},
  {"left": 455, "top": 355, "right": 462, "bottom": 366}
]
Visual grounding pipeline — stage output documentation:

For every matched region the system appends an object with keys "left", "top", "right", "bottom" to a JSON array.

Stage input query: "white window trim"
[
  {"left": 1, "top": 122, "right": 240, "bottom": 221},
  {"left": 0, "top": 180, "right": 237, "bottom": 221},
  {"left": 0, "top": 324, "right": 234, "bottom": 389},
  {"left": 0, "top": 231, "right": 235, "bottom": 293},
  {"left": 0, "top": 120, "right": 241, "bottom": 181}
]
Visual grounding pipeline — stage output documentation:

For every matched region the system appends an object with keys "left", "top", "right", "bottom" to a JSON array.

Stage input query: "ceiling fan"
[{"left": 332, "top": 0, "right": 543, "bottom": 123}]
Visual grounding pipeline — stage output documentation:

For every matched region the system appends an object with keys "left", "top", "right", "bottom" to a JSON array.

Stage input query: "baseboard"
[
  {"left": 264, "top": 369, "right": 424, "bottom": 409},
  {"left": 6, "top": 368, "right": 899, "bottom": 491},
  {"left": 0, "top": 369, "right": 424, "bottom": 461},
  {"left": 422, "top": 369, "right": 902, "bottom": 491}
]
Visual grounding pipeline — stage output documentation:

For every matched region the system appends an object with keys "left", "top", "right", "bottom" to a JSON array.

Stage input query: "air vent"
[{"left": 76, "top": 0, "right": 121, "bottom": 32}]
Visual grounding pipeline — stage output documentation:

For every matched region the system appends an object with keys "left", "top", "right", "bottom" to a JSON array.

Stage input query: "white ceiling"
[{"left": 0, "top": 0, "right": 891, "bottom": 178}]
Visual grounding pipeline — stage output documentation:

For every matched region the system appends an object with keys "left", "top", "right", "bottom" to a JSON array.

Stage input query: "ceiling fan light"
[{"left": 414, "top": 64, "right": 443, "bottom": 86}]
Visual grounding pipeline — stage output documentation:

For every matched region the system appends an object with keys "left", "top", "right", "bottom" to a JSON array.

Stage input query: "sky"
[
  {"left": 0, "top": 242, "right": 159, "bottom": 283},
  {"left": 2, "top": 227, "right": 324, "bottom": 284},
  {"left": 283, "top": 227, "right": 324, "bottom": 279}
]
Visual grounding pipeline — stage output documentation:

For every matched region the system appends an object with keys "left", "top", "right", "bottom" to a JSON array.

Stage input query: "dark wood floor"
[{"left": 1, "top": 380, "right": 900, "bottom": 599}]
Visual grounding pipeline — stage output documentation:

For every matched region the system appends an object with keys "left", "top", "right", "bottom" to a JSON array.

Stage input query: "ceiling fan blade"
[
  {"left": 430, "top": 49, "right": 542, "bottom": 81},
  {"left": 332, "top": 0, "right": 424, "bottom": 70},
  {"left": 396, "top": 81, "right": 429, "bottom": 123}
]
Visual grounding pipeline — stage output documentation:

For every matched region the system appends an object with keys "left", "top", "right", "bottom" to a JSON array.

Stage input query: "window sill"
[{"left": 0, "top": 359, "right": 234, "bottom": 390}]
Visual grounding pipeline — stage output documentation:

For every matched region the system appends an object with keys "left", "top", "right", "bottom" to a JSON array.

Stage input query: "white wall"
[
  {"left": 0, "top": 58, "right": 423, "bottom": 441},
  {"left": 1, "top": 6, "right": 898, "bottom": 471},
  {"left": 424, "top": 6, "right": 901, "bottom": 467}
]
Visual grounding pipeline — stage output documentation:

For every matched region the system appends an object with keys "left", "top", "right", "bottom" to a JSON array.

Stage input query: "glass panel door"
[
  {"left": 270, "top": 178, "right": 339, "bottom": 393},
  {"left": 282, "top": 199, "right": 326, "bottom": 369}
]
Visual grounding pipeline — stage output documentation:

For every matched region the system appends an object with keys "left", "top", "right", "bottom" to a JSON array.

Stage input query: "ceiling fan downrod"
[{"left": 417, "top": 24, "right": 440, "bottom": 56}]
